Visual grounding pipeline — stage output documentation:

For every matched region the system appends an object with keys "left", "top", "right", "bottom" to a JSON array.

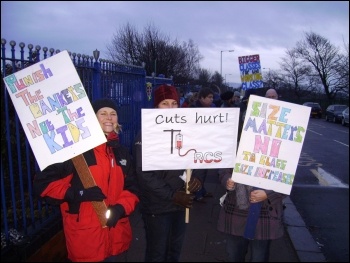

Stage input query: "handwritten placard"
[
  {"left": 231, "top": 95, "right": 311, "bottom": 195},
  {"left": 3, "top": 50, "right": 106, "bottom": 171},
  {"left": 238, "top": 54, "right": 263, "bottom": 90},
  {"left": 141, "top": 108, "right": 240, "bottom": 171}
]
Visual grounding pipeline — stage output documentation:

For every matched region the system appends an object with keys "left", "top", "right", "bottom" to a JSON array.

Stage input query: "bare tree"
[
  {"left": 211, "top": 71, "right": 224, "bottom": 88},
  {"left": 106, "top": 23, "right": 203, "bottom": 83},
  {"left": 333, "top": 38, "right": 349, "bottom": 97},
  {"left": 180, "top": 39, "right": 203, "bottom": 79},
  {"left": 269, "top": 70, "right": 285, "bottom": 91},
  {"left": 106, "top": 22, "right": 141, "bottom": 64},
  {"left": 294, "top": 31, "right": 346, "bottom": 102},
  {"left": 197, "top": 68, "right": 212, "bottom": 86},
  {"left": 279, "top": 48, "right": 317, "bottom": 98}
]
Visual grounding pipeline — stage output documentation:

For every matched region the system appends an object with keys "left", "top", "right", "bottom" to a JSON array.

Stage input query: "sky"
[{"left": 1, "top": 1, "right": 349, "bottom": 84}]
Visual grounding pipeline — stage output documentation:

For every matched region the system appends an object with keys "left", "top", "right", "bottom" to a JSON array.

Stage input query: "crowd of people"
[{"left": 33, "top": 85, "right": 286, "bottom": 262}]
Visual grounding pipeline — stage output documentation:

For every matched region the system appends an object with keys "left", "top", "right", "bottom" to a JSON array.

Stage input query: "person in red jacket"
[{"left": 33, "top": 98, "right": 139, "bottom": 262}]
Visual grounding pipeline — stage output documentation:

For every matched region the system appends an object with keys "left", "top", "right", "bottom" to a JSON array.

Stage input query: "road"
[{"left": 290, "top": 117, "right": 349, "bottom": 262}]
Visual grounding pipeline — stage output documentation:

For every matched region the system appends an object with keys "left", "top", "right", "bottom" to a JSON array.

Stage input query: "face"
[
  {"left": 157, "top": 99, "right": 178, "bottom": 108},
  {"left": 265, "top": 90, "right": 278, "bottom": 99},
  {"left": 96, "top": 107, "right": 118, "bottom": 135},
  {"left": 199, "top": 94, "right": 214, "bottom": 107}
]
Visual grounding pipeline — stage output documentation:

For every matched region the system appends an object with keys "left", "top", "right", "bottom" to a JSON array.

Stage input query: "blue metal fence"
[{"left": 0, "top": 39, "right": 173, "bottom": 256}]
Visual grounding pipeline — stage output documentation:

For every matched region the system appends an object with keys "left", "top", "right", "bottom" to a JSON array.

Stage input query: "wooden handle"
[
  {"left": 71, "top": 154, "right": 108, "bottom": 227},
  {"left": 185, "top": 169, "right": 192, "bottom": 223}
]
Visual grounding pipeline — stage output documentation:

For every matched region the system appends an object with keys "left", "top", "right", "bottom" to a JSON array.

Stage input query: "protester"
[
  {"left": 232, "top": 91, "right": 242, "bottom": 107},
  {"left": 33, "top": 98, "right": 139, "bottom": 262},
  {"left": 232, "top": 91, "right": 245, "bottom": 142},
  {"left": 265, "top": 88, "right": 278, "bottom": 99},
  {"left": 191, "top": 87, "right": 216, "bottom": 108},
  {"left": 177, "top": 88, "right": 185, "bottom": 107},
  {"left": 181, "top": 91, "right": 193, "bottom": 107},
  {"left": 217, "top": 169, "right": 287, "bottom": 261},
  {"left": 217, "top": 88, "right": 285, "bottom": 262},
  {"left": 220, "top": 91, "right": 243, "bottom": 109},
  {"left": 133, "top": 84, "right": 202, "bottom": 262},
  {"left": 220, "top": 90, "right": 243, "bottom": 144},
  {"left": 182, "top": 91, "right": 198, "bottom": 108},
  {"left": 190, "top": 86, "right": 216, "bottom": 202},
  {"left": 213, "top": 91, "right": 222, "bottom": 107},
  {"left": 220, "top": 91, "right": 234, "bottom": 107}
]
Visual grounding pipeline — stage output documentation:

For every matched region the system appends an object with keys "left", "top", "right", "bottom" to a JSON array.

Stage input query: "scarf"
[
  {"left": 235, "top": 183, "right": 253, "bottom": 210},
  {"left": 106, "top": 131, "right": 119, "bottom": 148}
]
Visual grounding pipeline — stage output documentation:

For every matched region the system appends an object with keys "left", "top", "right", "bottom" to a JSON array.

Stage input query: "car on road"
[
  {"left": 325, "top": 104, "right": 348, "bottom": 123},
  {"left": 302, "top": 102, "right": 322, "bottom": 118},
  {"left": 341, "top": 107, "right": 349, "bottom": 126}
]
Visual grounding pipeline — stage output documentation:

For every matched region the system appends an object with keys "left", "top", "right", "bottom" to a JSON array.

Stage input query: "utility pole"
[{"left": 220, "top": 50, "right": 234, "bottom": 77}]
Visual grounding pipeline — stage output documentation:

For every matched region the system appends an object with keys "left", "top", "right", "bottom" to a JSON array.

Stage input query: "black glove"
[
  {"left": 173, "top": 191, "right": 194, "bottom": 208},
  {"left": 64, "top": 186, "right": 106, "bottom": 203},
  {"left": 187, "top": 177, "right": 202, "bottom": 193},
  {"left": 106, "top": 204, "right": 125, "bottom": 228}
]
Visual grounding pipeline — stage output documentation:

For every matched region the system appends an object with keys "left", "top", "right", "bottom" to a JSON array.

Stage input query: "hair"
[
  {"left": 198, "top": 87, "right": 214, "bottom": 99},
  {"left": 189, "top": 92, "right": 198, "bottom": 104},
  {"left": 114, "top": 123, "right": 122, "bottom": 133},
  {"left": 92, "top": 98, "right": 122, "bottom": 133},
  {"left": 220, "top": 91, "right": 234, "bottom": 101}
]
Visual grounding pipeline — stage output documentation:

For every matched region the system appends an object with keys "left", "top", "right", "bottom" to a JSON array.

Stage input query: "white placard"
[
  {"left": 3, "top": 50, "right": 106, "bottom": 171},
  {"left": 231, "top": 95, "right": 311, "bottom": 195},
  {"left": 141, "top": 107, "right": 240, "bottom": 171}
]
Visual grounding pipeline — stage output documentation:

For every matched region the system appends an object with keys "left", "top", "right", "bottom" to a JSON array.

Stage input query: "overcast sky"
[{"left": 1, "top": 1, "right": 349, "bottom": 83}]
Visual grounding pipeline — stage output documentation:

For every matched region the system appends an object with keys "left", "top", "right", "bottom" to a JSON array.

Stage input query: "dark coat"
[{"left": 133, "top": 131, "right": 203, "bottom": 215}]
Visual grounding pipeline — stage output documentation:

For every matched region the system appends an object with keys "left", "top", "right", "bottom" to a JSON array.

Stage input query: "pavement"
[{"left": 126, "top": 171, "right": 327, "bottom": 262}]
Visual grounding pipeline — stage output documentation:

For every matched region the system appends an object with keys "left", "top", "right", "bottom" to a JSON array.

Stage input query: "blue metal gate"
[{"left": 0, "top": 38, "right": 172, "bottom": 258}]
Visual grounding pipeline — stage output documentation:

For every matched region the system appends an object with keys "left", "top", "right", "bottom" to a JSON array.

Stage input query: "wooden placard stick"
[
  {"left": 185, "top": 169, "right": 192, "bottom": 223},
  {"left": 71, "top": 154, "right": 107, "bottom": 227}
]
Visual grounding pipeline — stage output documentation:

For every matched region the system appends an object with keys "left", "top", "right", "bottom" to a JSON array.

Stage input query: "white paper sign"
[
  {"left": 141, "top": 107, "right": 240, "bottom": 171},
  {"left": 231, "top": 95, "right": 311, "bottom": 195},
  {"left": 3, "top": 50, "right": 107, "bottom": 171}
]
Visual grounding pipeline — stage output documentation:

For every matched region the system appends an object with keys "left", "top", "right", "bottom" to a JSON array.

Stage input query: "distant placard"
[
  {"left": 3, "top": 50, "right": 106, "bottom": 171},
  {"left": 238, "top": 54, "right": 263, "bottom": 90},
  {"left": 141, "top": 108, "right": 240, "bottom": 171},
  {"left": 231, "top": 95, "right": 311, "bottom": 195}
]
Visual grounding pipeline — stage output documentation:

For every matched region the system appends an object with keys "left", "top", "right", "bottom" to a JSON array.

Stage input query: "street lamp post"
[
  {"left": 220, "top": 50, "right": 234, "bottom": 77},
  {"left": 225, "top": 74, "right": 232, "bottom": 86},
  {"left": 263, "top": 67, "right": 271, "bottom": 88}
]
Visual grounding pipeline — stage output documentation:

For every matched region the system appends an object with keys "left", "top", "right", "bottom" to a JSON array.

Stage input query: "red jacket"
[{"left": 34, "top": 138, "right": 139, "bottom": 262}]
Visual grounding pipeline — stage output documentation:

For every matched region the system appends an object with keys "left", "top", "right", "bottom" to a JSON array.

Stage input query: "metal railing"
[{"left": 0, "top": 38, "right": 173, "bottom": 257}]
